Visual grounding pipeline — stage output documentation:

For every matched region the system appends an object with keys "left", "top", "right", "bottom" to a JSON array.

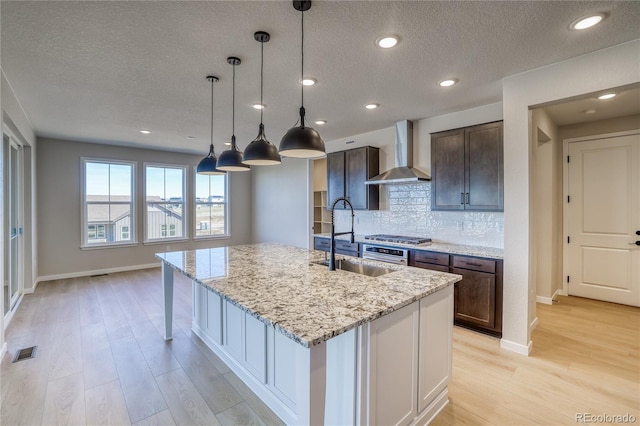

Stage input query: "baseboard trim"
[
  {"left": 23, "top": 281, "right": 39, "bottom": 294},
  {"left": 500, "top": 338, "right": 533, "bottom": 356},
  {"left": 536, "top": 289, "right": 563, "bottom": 305},
  {"left": 36, "top": 262, "right": 161, "bottom": 284},
  {"left": 410, "top": 388, "right": 449, "bottom": 426},
  {"left": 536, "top": 295, "right": 554, "bottom": 305},
  {"left": 530, "top": 317, "right": 539, "bottom": 331}
]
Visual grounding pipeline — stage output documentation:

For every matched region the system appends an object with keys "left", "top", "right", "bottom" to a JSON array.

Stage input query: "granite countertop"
[
  {"left": 314, "top": 233, "right": 504, "bottom": 260},
  {"left": 156, "top": 243, "right": 460, "bottom": 348}
]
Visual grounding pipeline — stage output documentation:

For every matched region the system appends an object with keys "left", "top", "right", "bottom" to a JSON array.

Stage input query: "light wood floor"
[{"left": 1, "top": 270, "right": 638, "bottom": 425}]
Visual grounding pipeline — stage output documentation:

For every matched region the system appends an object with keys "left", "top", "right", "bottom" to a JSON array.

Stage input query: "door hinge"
[
  {"left": 567, "top": 236, "right": 570, "bottom": 244},
  {"left": 567, "top": 275, "right": 570, "bottom": 283},
  {"left": 567, "top": 155, "right": 570, "bottom": 163},
  {"left": 567, "top": 195, "right": 570, "bottom": 203}
]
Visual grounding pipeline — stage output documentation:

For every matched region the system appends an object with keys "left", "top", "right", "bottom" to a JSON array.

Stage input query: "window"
[
  {"left": 145, "top": 164, "right": 186, "bottom": 242},
  {"left": 82, "top": 158, "right": 135, "bottom": 247},
  {"left": 195, "top": 173, "right": 228, "bottom": 238},
  {"left": 121, "top": 226, "right": 129, "bottom": 240}
]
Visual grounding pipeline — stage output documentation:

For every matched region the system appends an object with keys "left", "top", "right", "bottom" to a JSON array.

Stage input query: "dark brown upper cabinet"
[
  {"left": 431, "top": 121, "right": 503, "bottom": 211},
  {"left": 327, "top": 146, "right": 379, "bottom": 210}
]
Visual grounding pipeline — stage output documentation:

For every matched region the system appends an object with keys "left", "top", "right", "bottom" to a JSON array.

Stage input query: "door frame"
[
  {"left": 562, "top": 129, "right": 640, "bottom": 298},
  {"left": 2, "top": 128, "right": 25, "bottom": 324}
]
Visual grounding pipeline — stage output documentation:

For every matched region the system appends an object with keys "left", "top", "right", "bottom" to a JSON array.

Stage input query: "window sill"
[
  {"left": 143, "top": 238, "right": 189, "bottom": 246},
  {"left": 81, "top": 242, "right": 139, "bottom": 250},
  {"left": 194, "top": 235, "right": 231, "bottom": 241}
]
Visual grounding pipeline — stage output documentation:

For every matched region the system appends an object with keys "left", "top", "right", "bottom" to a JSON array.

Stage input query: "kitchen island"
[{"left": 157, "top": 243, "right": 461, "bottom": 425}]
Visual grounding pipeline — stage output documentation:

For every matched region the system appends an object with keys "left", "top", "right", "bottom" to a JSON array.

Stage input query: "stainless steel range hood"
[{"left": 365, "top": 120, "right": 431, "bottom": 185}]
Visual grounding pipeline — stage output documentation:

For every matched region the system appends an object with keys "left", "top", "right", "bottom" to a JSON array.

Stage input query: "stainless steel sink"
[{"left": 312, "top": 259, "right": 394, "bottom": 277}]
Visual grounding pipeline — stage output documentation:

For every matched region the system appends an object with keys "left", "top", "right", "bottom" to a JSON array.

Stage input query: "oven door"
[{"left": 362, "top": 245, "right": 408, "bottom": 265}]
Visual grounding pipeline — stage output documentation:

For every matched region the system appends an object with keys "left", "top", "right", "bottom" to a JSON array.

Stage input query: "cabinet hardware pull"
[
  {"left": 465, "top": 262, "right": 482, "bottom": 267},
  {"left": 629, "top": 241, "right": 640, "bottom": 246},
  {"left": 465, "top": 192, "right": 470, "bottom": 204},
  {"left": 460, "top": 193, "right": 464, "bottom": 204}
]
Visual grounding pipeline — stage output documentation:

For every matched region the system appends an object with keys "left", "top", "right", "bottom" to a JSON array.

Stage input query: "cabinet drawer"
[
  {"left": 314, "top": 237, "right": 330, "bottom": 251},
  {"left": 335, "top": 240, "right": 359, "bottom": 253},
  {"left": 413, "top": 251, "right": 449, "bottom": 266},
  {"left": 452, "top": 255, "right": 495, "bottom": 274},
  {"left": 413, "top": 262, "right": 449, "bottom": 273}
]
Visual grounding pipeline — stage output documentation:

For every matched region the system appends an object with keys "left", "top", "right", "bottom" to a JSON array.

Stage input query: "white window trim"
[
  {"left": 193, "top": 170, "right": 231, "bottom": 241},
  {"left": 143, "top": 162, "right": 188, "bottom": 244},
  {"left": 80, "top": 157, "right": 137, "bottom": 249}
]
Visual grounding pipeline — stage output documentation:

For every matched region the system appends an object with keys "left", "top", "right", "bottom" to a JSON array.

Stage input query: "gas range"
[
  {"left": 364, "top": 234, "right": 432, "bottom": 245},
  {"left": 362, "top": 235, "right": 432, "bottom": 265}
]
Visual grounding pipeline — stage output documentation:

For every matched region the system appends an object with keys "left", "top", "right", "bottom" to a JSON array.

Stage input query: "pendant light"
[
  {"left": 217, "top": 57, "right": 250, "bottom": 172},
  {"left": 242, "top": 31, "right": 281, "bottom": 166},
  {"left": 279, "top": 0, "right": 326, "bottom": 159},
  {"left": 197, "top": 76, "right": 226, "bottom": 175}
]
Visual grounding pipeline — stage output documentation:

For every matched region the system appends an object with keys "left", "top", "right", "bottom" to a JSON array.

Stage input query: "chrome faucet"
[{"left": 329, "top": 197, "right": 355, "bottom": 271}]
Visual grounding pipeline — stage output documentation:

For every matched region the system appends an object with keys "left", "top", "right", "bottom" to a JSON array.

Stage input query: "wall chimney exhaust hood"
[{"left": 365, "top": 120, "right": 430, "bottom": 185}]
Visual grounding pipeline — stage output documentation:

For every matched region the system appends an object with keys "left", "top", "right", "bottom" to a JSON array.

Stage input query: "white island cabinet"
[{"left": 157, "top": 243, "right": 460, "bottom": 425}]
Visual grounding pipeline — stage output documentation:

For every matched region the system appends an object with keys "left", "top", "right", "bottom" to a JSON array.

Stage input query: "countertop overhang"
[{"left": 156, "top": 243, "right": 460, "bottom": 347}]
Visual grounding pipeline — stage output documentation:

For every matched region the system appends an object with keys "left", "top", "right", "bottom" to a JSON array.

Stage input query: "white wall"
[
  {"left": 36, "top": 137, "right": 252, "bottom": 279},
  {"left": 530, "top": 109, "right": 561, "bottom": 305},
  {"left": 251, "top": 158, "right": 312, "bottom": 249},
  {"left": 502, "top": 39, "right": 640, "bottom": 355}
]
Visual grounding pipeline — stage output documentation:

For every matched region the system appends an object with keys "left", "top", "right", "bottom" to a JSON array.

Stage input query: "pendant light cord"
[
  {"left": 232, "top": 62, "right": 236, "bottom": 137},
  {"left": 260, "top": 39, "right": 264, "bottom": 125},
  {"left": 301, "top": 9, "right": 304, "bottom": 111},
  {"left": 210, "top": 78, "right": 214, "bottom": 153}
]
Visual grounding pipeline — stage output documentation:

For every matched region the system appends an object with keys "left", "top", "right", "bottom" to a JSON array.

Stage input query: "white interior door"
[{"left": 566, "top": 133, "right": 640, "bottom": 306}]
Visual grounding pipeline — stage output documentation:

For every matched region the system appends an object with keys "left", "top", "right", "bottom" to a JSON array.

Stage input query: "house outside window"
[
  {"left": 145, "top": 164, "right": 186, "bottom": 242},
  {"left": 82, "top": 158, "right": 135, "bottom": 248},
  {"left": 195, "top": 173, "right": 228, "bottom": 238}
]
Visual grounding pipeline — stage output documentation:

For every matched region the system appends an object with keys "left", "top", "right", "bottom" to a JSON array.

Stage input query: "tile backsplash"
[{"left": 333, "top": 183, "right": 504, "bottom": 248}]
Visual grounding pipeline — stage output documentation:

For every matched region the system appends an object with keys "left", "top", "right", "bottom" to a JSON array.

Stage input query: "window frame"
[
  {"left": 193, "top": 170, "right": 230, "bottom": 240},
  {"left": 81, "top": 157, "right": 137, "bottom": 249},
  {"left": 143, "top": 162, "right": 188, "bottom": 244}
]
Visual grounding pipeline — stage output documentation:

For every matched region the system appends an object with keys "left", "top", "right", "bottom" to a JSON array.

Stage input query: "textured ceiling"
[{"left": 2, "top": 1, "right": 640, "bottom": 154}]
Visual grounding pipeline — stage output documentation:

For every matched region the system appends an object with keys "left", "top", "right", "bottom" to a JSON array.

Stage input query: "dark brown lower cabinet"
[
  {"left": 410, "top": 250, "right": 503, "bottom": 337},
  {"left": 452, "top": 268, "right": 496, "bottom": 329},
  {"left": 313, "top": 237, "right": 360, "bottom": 257}
]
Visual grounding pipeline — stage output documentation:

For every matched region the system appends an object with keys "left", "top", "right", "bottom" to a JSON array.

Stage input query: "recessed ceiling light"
[
  {"left": 224, "top": 141, "right": 231, "bottom": 146},
  {"left": 597, "top": 93, "right": 616, "bottom": 100},
  {"left": 365, "top": 103, "right": 379, "bottom": 110},
  {"left": 140, "top": 130, "right": 151, "bottom": 134},
  {"left": 301, "top": 78, "right": 317, "bottom": 86},
  {"left": 570, "top": 13, "right": 608, "bottom": 30},
  {"left": 315, "top": 120, "right": 327, "bottom": 125},
  {"left": 376, "top": 35, "right": 399, "bottom": 49},
  {"left": 252, "top": 104, "right": 266, "bottom": 110},
  {"left": 186, "top": 136, "right": 195, "bottom": 140},
  {"left": 438, "top": 79, "right": 458, "bottom": 87},
  {"left": 584, "top": 109, "right": 597, "bottom": 114}
]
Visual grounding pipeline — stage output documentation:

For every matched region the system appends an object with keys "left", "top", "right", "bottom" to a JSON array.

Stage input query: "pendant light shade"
[
  {"left": 217, "top": 57, "right": 251, "bottom": 172},
  {"left": 279, "top": 0, "right": 326, "bottom": 159},
  {"left": 197, "top": 76, "right": 226, "bottom": 175},
  {"left": 243, "top": 31, "right": 281, "bottom": 166}
]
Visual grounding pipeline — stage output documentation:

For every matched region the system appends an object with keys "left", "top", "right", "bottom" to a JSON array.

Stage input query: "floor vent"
[
  {"left": 90, "top": 273, "right": 109, "bottom": 277},
  {"left": 13, "top": 346, "right": 37, "bottom": 363}
]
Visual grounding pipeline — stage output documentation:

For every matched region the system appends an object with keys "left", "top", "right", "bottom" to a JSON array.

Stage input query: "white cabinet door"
[
  {"left": 206, "top": 291, "right": 223, "bottom": 344},
  {"left": 244, "top": 314, "right": 267, "bottom": 383},
  {"left": 224, "top": 301, "right": 243, "bottom": 360},
  {"left": 368, "top": 302, "right": 419, "bottom": 426},
  {"left": 418, "top": 285, "right": 453, "bottom": 413}
]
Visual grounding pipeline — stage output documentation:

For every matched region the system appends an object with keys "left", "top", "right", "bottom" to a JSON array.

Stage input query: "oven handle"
[{"left": 362, "top": 252, "right": 408, "bottom": 265}]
